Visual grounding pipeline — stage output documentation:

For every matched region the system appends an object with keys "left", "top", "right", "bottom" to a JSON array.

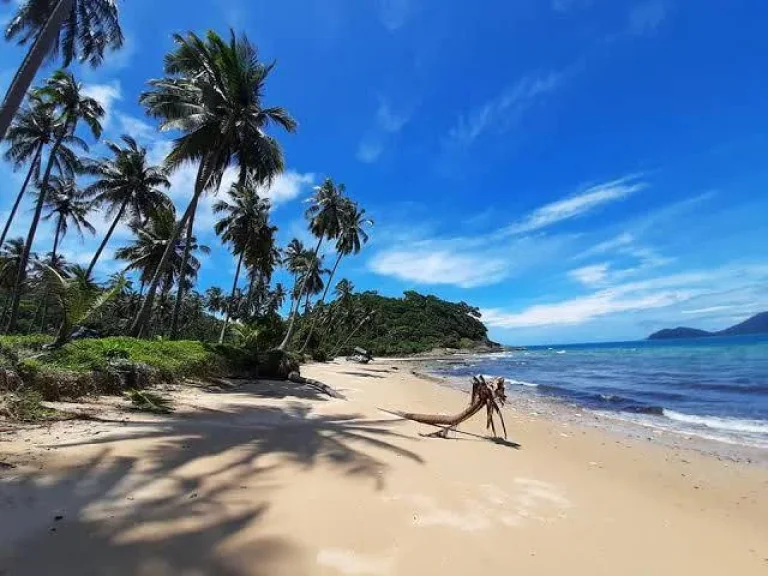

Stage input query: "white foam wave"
[
  {"left": 506, "top": 378, "right": 538, "bottom": 388},
  {"left": 662, "top": 410, "right": 768, "bottom": 435}
]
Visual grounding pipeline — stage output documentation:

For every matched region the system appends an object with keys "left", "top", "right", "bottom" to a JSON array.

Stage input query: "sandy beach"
[{"left": 1, "top": 359, "right": 767, "bottom": 575}]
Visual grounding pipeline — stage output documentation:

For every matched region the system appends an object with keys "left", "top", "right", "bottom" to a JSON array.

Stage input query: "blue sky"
[{"left": 1, "top": 0, "right": 768, "bottom": 345}]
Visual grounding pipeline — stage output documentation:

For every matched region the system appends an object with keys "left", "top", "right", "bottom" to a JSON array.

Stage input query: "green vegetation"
[
  {"left": 291, "top": 290, "right": 498, "bottom": 357},
  {"left": 0, "top": 8, "right": 496, "bottom": 420},
  {"left": 0, "top": 335, "right": 259, "bottom": 404}
]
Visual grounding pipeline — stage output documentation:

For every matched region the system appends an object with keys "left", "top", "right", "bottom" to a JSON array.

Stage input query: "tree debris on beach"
[{"left": 388, "top": 375, "right": 508, "bottom": 439}]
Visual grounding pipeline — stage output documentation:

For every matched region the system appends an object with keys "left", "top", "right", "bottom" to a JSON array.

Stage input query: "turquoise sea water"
[{"left": 426, "top": 334, "right": 768, "bottom": 448}]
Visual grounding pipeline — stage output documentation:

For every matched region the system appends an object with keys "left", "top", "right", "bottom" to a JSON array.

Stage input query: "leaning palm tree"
[
  {"left": 83, "top": 135, "right": 172, "bottom": 279},
  {"left": 116, "top": 208, "right": 209, "bottom": 335},
  {"left": 0, "top": 0, "right": 123, "bottom": 140},
  {"left": 299, "top": 201, "right": 372, "bottom": 351},
  {"left": 5, "top": 70, "right": 103, "bottom": 333},
  {"left": 278, "top": 178, "right": 347, "bottom": 350},
  {"left": 1, "top": 94, "right": 82, "bottom": 248},
  {"left": 213, "top": 179, "right": 272, "bottom": 343},
  {"left": 130, "top": 29, "right": 296, "bottom": 337},
  {"left": 114, "top": 209, "right": 181, "bottom": 296},
  {"left": 42, "top": 176, "right": 96, "bottom": 263}
]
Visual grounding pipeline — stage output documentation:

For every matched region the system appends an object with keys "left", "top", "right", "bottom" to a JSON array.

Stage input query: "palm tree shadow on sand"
[{"left": 0, "top": 394, "right": 423, "bottom": 575}]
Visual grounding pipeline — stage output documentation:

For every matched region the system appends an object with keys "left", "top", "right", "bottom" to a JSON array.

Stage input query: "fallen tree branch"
[
  {"left": 387, "top": 375, "right": 507, "bottom": 439},
  {"left": 287, "top": 371, "right": 346, "bottom": 400}
]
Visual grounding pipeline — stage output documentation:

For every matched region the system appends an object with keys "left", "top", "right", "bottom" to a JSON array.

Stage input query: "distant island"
[{"left": 648, "top": 311, "right": 768, "bottom": 340}]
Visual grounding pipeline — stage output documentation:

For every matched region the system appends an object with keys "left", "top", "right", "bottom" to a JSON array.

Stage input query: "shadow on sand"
[{"left": 0, "top": 383, "right": 423, "bottom": 575}]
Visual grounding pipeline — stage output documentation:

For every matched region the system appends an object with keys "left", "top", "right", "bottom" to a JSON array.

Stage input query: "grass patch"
[
  {"left": 0, "top": 337, "right": 259, "bottom": 405},
  {"left": 41, "top": 338, "right": 231, "bottom": 380}
]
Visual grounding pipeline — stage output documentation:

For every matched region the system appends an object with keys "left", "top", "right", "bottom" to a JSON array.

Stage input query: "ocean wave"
[
  {"left": 506, "top": 378, "right": 538, "bottom": 388},
  {"left": 662, "top": 410, "right": 768, "bottom": 435}
]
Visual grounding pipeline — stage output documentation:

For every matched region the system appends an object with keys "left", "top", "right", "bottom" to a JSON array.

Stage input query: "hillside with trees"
[{"left": 293, "top": 290, "right": 499, "bottom": 357}]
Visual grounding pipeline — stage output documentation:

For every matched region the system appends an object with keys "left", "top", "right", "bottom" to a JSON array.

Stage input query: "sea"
[{"left": 424, "top": 334, "right": 768, "bottom": 450}]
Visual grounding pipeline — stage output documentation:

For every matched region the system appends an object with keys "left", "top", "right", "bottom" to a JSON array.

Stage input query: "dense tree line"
[{"left": 0, "top": 6, "right": 375, "bottom": 353}]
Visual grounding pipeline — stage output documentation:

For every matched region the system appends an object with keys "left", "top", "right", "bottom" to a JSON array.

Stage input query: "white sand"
[{"left": 1, "top": 359, "right": 766, "bottom": 575}]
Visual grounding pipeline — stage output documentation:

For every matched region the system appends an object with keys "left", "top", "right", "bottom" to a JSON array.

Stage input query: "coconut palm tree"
[
  {"left": 299, "top": 201, "right": 372, "bottom": 351},
  {"left": 115, "top": 208, "right": 209, "bottom": 337},
  {"left": 204, "top": 286, "right": 225, "bottom": 316},
  {"left": 0, "top": 0, "right": 123, "bottom": 140},
  {"left": 42, "top": 176, "right": 96, "bottom": 263},
  {"left": 1, "top": 94, "right": 82, "bottom": 248},
  {"left": 84, "top": 135, "right": 171, "bottom": 279},
  {"left": 213, "top": 179, "right": 272, "bottom": 343},
  {"left": 130, "top": 29, "right": 296, "bottom": 337},
  {"left": 297, "top": 252, "right": 329, "bottom": 314},
  {"left": 6, "top": 70, "right": 103, "bottom": 333},
  {"left": 278, "top": 178, "right": 347, "bottom": 350}
]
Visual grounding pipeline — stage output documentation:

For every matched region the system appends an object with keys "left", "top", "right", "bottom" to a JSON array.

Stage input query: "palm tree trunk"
[
  {"left": 331, "top": 313, "right": 372, "bottom": 357},
  {"left": 244, "top": 271, "right": 257, "bottom": 317},
  {"left": 0, "top": 144, "right": 43, "bottom": 248},
  {"left": 278, "top": 236, "right": 323, "bottom": 350},
  {"left": 39, "top": 218, "right": 63, "bottom": 332},
  {"left": 0, "top": 0, "right": 75, "bottom": 141},
  {"left": 86, "top": 199, "right": 127, "bottom": 280},
  {"left": 6, "top": 133, "right": 63, "bottom": 333},
  {"left": 169, "top": 198, "right": 198, "bottom": 340},
  {"left": 299, "top": 251, "right": 343, "bottom": 352},
  {"left": 219, "top": 251, "right": 244, "bottom": 344},
  {"left": 130, "top": 163, "right": 207, "bottom": 338}
]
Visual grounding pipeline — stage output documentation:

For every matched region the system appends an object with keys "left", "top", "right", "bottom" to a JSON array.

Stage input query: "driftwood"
[
  {"left": 389, "top": 375, "right": 508, "bottom": 439},
  {"left": 287, "top": 371, "right": 346, "bottom": 400}
]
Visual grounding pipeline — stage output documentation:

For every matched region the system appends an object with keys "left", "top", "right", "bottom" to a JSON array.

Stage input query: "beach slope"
[{"left": 1, "top": 360, "right": 766, "bottom": 575}]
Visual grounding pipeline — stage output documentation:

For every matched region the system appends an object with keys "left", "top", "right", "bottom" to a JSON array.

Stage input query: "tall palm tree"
[
  {"left": 278, "top": 178, "right": 347, "bottom": 350},
  {"left": 6, "top": 70, "right": 103, "bottom": 333},
  {"left": 42, "top": 176, "right": 95, "bottom": 263},
  {"left": 84, "top": 135, "right": 171, "bottom": 279},
  {"left": 0, "top": 0, "right": 123, "bottom": 140},
  {"left": 213, "top": 179, "right": 272, "bottom": 343},
  {"left": 1, "top": 94, "right": 82, "bottom": 248},
  {"left": 298, "top": 252, "right": 329, "bottom": 314},
  {"left": 129, "top": 29, "right": 296, "bottom": 337},
  {"left": 299, "top": 201, "right": 372, "bottom": 351}
]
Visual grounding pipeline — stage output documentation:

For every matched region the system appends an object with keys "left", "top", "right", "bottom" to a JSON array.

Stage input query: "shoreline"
[
  {"left": 2, "top": 359, "right": 767, "bottom": 574},
  {"left": 408, "top": 364, "right": 768, "bottom": 467}
]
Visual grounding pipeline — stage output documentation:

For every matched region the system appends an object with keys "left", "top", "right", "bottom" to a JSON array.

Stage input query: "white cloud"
[
  {"left": 369, "top": 248, "right": 510, "bottom": 288},
  {"left": 376, "top": 99, "right": 408, "bottom": 133},
  {"left": 481, "top": 266, "right": 768, "bottom": 329},
  {"left": 506, "top": 176, "right": 645, "bottom": 234},
  {"left": 569, "top": 263, "right": 609, "bottom": 286},
  {"left": 629, "top": 0, "right": 668, "bottom": 35},
  {"left": 681, "top": 305, "right": 735, "bottom": 316},
  {"left": 578, "top": 232, "right": 634, "bottom": 258},
  {"left": 259, "top": 171, "right": 315, "bottom": 206},
  {"left": 356, "top": 140, "right": 383, "bottom": 163},
  {"left": 356, "top": 98, "right": 409, "bottom": 163},
  {"left": 115, "top": 113, "right": 156, "bottom": 141},
  {"left": 448, "top": 71, "right": 565, "bottom": 146},
  {"left": 82, "top": 81, "right": 122, "bottom": 129}
]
